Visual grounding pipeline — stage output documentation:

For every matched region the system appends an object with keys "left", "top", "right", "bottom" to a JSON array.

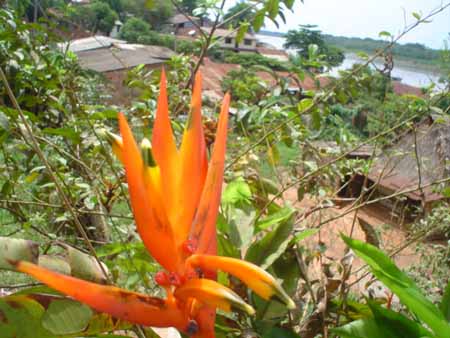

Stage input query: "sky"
[{"left": 225, "top": 0, "right": 450, "bottom": 49}]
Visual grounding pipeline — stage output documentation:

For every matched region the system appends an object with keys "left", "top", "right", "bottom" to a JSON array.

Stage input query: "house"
[
  {"left": 58, "top": 36, "right": 126, "bottom": 53},
  {"left": 59, "top": 36, "right": 175, "bottom": 104},
  {"left": 175, "top": 26, "right": 258, "bottom": 52},
  {"left": 168, "top": 13, "right": 201, "bottom": 34},
  {"left": 343, "top": 115, "right": 450, "bottom": 222},
  {"left": 202, "top": 27, "right": 257, "bottom": 52}
]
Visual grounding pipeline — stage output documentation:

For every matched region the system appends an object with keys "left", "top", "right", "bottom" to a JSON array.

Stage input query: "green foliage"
[
  {"left": 341, "top": 235, "right": 450, "bottom": 337},
  {"left": 70, "top": 1, "right": 119, "bottom": 34},
  {"left": 223, "top": 1, "right": 256, "bottom": 29},
  {"left": 221, "top": 69, "right": 269, "bottom": 103},
  {"left": 284, "top": 24, "right": 345, "bottom": 67},
  {"left": 0, "top": 293, "right": 131, "bottom": 338},
  {"left": 122, "top": 0, "right": 174, "bottom": 29},
  {"left": 179, "top": 0, "right": 200, "bottom": 14},
  {"left": 223, "top": 50, "right": 288, "bottom": 71},
  {"left": 324, "top": 34, "right": 442, "bottom": 64},
  {"left": 119, "top": 17, "right": 151, "bottom": 42}
]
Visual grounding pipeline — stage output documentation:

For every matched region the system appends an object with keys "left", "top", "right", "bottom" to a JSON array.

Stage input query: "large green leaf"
[
  {"left": 246, "top": 212, "right": 294, "bottom": 269},
  {"left": 42, "top": 299, "right": 93, "bottom": 335},
  {"left": 332, "top": 317, "right": 388, "bottom": 338},
  {"left": 440, "top": 281, "right": 450, "bottom": 321},
  {"left": 332, "top": 301, "right": 434, "bottom": 338},
  {"left": 0, "top": 293, "right": 131, "bottom": 337},
  {"left": 0, "top": 295, "right": 53, "bottom": 338},
  {"left": 341, "top": 235, "right": 450, "bottom": 337},
  {"left": 369, "top": 301, "right": 434, "bottom": 338},
  {"left": 256, "top": 206, "right": 294, "bottom": 232}
]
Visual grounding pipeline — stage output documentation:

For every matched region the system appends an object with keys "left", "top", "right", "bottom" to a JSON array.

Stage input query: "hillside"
[{"left": 259, "top": 30, "right": 443, "bottom": 69}]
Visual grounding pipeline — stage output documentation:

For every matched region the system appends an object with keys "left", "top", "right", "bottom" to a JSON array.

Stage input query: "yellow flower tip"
[
  {"left": 140, "top": 138, "right": 156, "bottom": 167},
  {"left": 100, "top": 129, "right": 123, "bottom": 147},
  {"left": 270, "top": 284, "right": 296, "bottom": 310},
  {"left": 234, "top": 302, "right": 256, "bottom": 316},
  {"left": 286, "top": 297, "right": 296, "bottom": 310}
]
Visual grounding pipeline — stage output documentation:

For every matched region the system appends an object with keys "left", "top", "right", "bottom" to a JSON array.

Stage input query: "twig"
[{"left": 0, "top": 67, "right": 110, "bottom": 283}]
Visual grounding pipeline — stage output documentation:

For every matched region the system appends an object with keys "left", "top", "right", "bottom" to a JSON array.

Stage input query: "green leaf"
[
  {"left": 253, "top": 9, "right": 266, "bottom": 32},
  {"left": 378, "top": 31, "right": 392, "bottom": 38},
  {"left": 311, "top": 108, "right": 321, "bottom": 130},
  {"left": 0, "top": 295, "right": 53, "bottom": 338},
  {"left": 291, "top": 228, "right": 319, "bottom": 245},
  {"left": 0, "top": 237, "right": 39, "bottom": 270},
  {"left": 43, "top": 128, "right": 81, "bottom": 143},
  {"left": 332, "top": 301, "right": 434, "bottom": 338},
  {"left": 267, "top": 0, "right": 280, "bottom": 20},
  {"left": 412, "top": 12, "right": 421, "bottom": 20},
  {"left": 297, "top": 98, "right": 313, "bottom": 112},
  {"left": 262, "top": 327, "right": 301, "bottom": 337},
  {"left": 332, "top": 317, "right": 388, "bottom": 338},
  {"left": 256, "top": 206, "right": 294, "bottom": 232},
  {"left": 246, "top": 212, "right": 294, "bottom": 269},
  {"left": 440, "top": 281, "right": 450, "bottom": 321},
  {"left": 283, "top": 0, "right": 295, "bottom": 10},
  {"left": 222, "top": 178, "right": 252, "bottom": 206},
  {"left": 42, "top": 299, "right": 93, "bottom": 335},
  {"left": 236, "top": 22, "right": 250, "bottom": 44},
  {"left": 0, "top": 111, "right": 9, "bottom": 131},
  {"left": 341, "top": 235, "right": 450, "bottom": 336},
  {"left": 369, "top": 301, "right": 434, "bottom": 338}
]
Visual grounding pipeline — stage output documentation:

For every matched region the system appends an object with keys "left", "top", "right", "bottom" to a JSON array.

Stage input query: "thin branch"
[
  {"left": 0, "top": 67, "right": 110, "bottom": 283},
  {"left": 227, "top": 1, "right": 450, "bottom": 170}
]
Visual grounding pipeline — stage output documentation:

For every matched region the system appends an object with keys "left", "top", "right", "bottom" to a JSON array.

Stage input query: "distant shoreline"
[{"left": 257, "top": 31, "right": 443, "bottom": 75}]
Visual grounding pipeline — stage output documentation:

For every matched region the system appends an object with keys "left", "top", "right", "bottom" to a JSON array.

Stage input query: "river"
[{"left": 255, "top": 34, "right": 441, "bottom": 88}]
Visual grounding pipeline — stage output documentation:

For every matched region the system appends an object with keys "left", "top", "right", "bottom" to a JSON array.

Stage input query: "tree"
[
  {"left": 89, "top": 1, "right": 118, "bottom": 33},
  {"left": 122, "top": 0, "right": 174, "bottom": 29},
  {"left": 70, "top": 1, "right": 118, "bottom": 34},
  {"left": 119, "top": 17, "right": 151, "bottom": 43},
  {"left": 179, "top": 0, "right": 199, "bottom": 14},
  {"left": 223, "top": 1, "right": 256, "bottom": 29},
  {"left": 284, "top": 25, "right": 344, "bottom": 67}
]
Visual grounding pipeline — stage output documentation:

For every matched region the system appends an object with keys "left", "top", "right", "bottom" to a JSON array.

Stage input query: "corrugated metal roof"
[
  {"left": 76, "top": 43, "right": 175, "bottom": 72},
  {"left": 58, "top": 36, "right": 126, "bottom": 53},
  {"left": 169, "top": 14, "right": 199, "bottom": 25}
]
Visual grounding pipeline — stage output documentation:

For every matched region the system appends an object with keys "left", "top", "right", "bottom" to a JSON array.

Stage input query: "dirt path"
[{"left": 283, "top": 189, "right": 420, "bottom": 293}]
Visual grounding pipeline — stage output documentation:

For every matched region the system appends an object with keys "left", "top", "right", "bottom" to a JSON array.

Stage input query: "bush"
[
  {"left": 223, "top": 51, "right": 289, "bottom": 71},
  {"left": 221, "top": 69, "right": 268, "bottom": 103},
  {"left": 119, "top": 17, "right": 151, "bottom": 43}
]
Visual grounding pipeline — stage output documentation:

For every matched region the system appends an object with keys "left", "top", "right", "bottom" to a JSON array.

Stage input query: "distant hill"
[
  {"left": 257, "top": 30, "right": 442, "bottom": 67},
  {"left": 258, "top": 30, "right": 285, "bottom": 37},
  {"left": 323, "top": 35, "right": 441, "bottom": 63}
]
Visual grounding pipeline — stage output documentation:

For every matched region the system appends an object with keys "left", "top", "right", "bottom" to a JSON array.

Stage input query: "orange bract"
[{"left": 15, "top": 69, "right": 295, "bottom": 338}]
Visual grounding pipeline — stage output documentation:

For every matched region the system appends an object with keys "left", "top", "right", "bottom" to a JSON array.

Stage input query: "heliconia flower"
[{"left": 13, "top": 69, "right": 295, "bottom": 337}]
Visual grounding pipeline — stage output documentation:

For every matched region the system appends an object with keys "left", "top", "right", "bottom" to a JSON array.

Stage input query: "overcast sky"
[{"left": 225, "top": 0, "right": 450, "bottom": 49}]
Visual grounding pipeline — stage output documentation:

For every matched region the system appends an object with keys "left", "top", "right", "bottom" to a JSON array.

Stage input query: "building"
[
  {"left": 202, "top": 27, "right": 257, "bottom": 52},
  {"left": 168, "top": 13, "right": 201, "bottom": 34},
  {"left": 343, "top": 115, "right": 450, "bottom": 222},
  {"left": 59, "top": 36, "right": 175, "bottom": 104}
]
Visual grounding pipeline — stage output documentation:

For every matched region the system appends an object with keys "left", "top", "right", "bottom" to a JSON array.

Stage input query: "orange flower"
[{"left": 14, "top": 70, "right": 295, "bottom": 337}]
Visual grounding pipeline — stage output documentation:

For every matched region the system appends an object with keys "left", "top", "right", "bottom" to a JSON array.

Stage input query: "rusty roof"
[{"left": 199, "top": 58, "right": 330, "bottom": 96}]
